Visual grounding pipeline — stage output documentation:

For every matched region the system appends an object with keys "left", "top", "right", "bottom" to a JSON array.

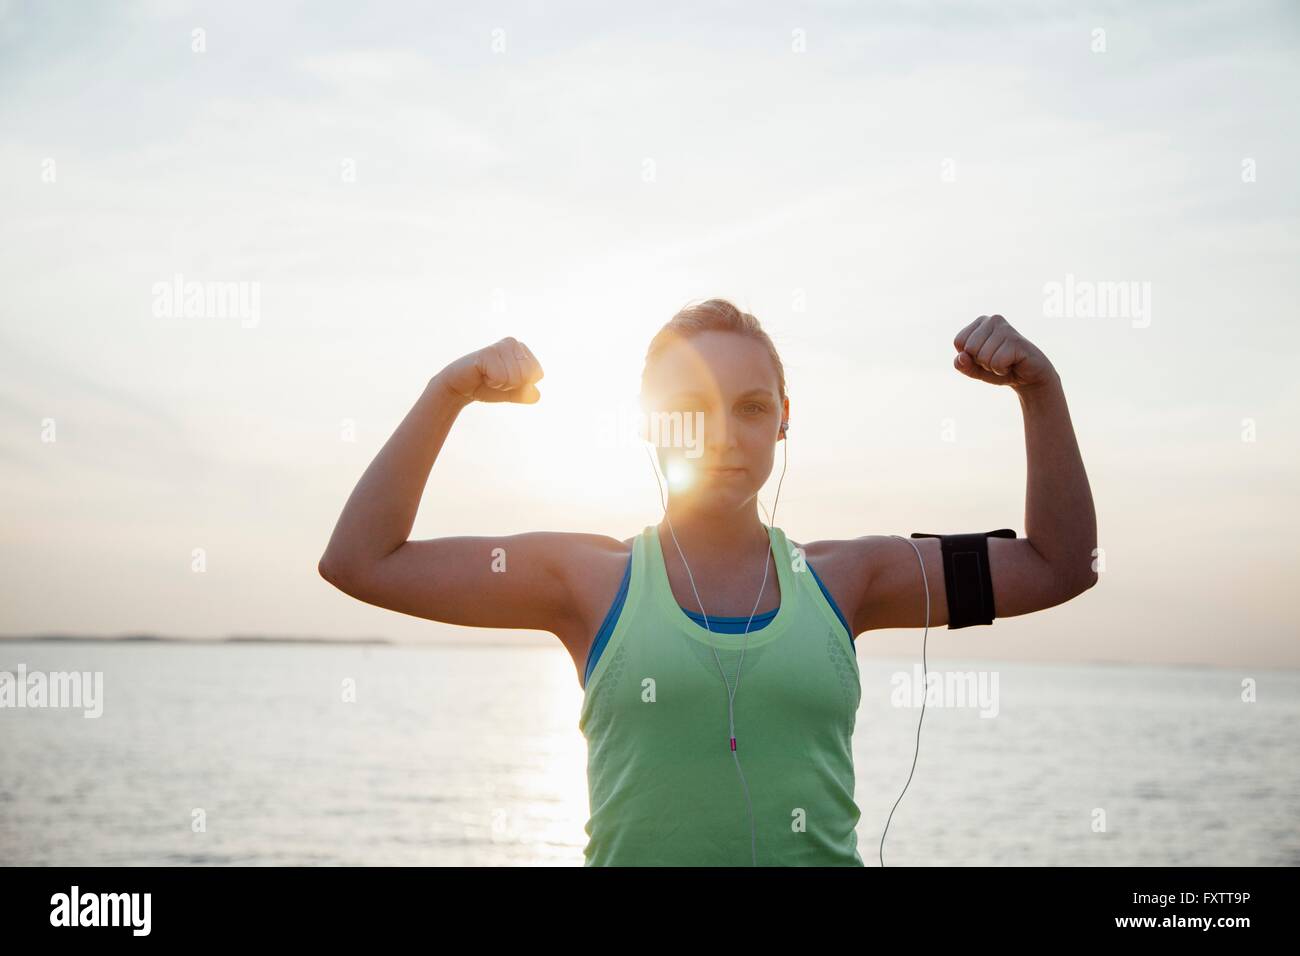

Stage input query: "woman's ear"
[{"left": 779, "top": 395, "right": 790, "bottom": 440}]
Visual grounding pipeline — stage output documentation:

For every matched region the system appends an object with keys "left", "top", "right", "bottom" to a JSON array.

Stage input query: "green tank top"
[{"left": 577, "top": 523, "right": 864, "bottom": 866}]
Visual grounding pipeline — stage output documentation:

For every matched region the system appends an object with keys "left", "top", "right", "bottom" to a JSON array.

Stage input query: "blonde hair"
[{"left": 640, "top": 298, "right": 787, "bottom": 403}]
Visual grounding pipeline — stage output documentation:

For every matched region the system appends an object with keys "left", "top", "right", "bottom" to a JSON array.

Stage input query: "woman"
[{"left": 318, "top": 299, "right": 1098, "bottom": 866}]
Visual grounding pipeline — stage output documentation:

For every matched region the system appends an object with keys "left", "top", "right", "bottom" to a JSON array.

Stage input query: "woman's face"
[{"left": 641, "top": 330, "right": 788, "bottom": 510}]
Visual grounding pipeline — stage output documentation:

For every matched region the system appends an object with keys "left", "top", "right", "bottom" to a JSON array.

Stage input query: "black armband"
[{"left": 909, "top": 529, "right": 1017, "bottom": 628}]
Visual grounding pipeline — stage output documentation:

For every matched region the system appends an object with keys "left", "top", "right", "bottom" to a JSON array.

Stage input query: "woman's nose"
[{"left": 703, "top": 411, "right": 736, "bottom": 451}]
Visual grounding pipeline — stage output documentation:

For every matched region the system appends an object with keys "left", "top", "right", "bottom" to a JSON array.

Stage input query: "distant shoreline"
[
  {"left": 0, "top": 633, "right": 553, "bottom": 648},
  {"left": 0, "top": 634, "right": 394, "bottom": 645},
  {"left": 0, "top": 634, "right": 1288, "bottom": 670}
]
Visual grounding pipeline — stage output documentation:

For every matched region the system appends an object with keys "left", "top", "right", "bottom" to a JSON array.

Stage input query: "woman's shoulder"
[
  {"left": 551, "top": 532, "right": 635, "bottom": 572},
  {"left": 783, "top": 533, "right": 880, "bottom": 631},
  {"left": 552, "top": 532, "right": 640, "bottom": 674},
  {"left": 785, "top": 532, "right": 881, "bottom": 569}
]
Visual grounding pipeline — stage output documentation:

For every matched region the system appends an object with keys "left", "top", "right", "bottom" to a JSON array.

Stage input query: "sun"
[{"left": 664, "top": 459, "right": 694, "bottom": 490}]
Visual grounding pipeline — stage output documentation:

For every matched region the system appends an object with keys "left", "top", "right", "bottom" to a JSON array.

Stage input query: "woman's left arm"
[
  {"left": 964, "top": 313, "right": 1099, "bottom": 615},
  {"left": 855, "top": 314, "right": 1098, "bottom": 632}
]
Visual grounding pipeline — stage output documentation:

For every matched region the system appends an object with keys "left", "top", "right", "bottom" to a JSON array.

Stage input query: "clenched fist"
[
  {"left": 952, "top": 314, "right": 1056, "bottom": 391},
  {"left": 440, "top": 336, "right": 545, "bottom": 404}
]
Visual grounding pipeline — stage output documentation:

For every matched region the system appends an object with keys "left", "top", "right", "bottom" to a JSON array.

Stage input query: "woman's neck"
[{"left": 658, "top": 502, "right": 770, "bottom": 565}]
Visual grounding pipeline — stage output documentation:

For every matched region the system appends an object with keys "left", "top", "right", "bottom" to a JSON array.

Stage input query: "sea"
[{"left": 1, "top": 640, "right": 1296, "bottom": 866}]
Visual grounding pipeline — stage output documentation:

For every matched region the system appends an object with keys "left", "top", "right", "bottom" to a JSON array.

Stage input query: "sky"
[{"left": 1, "top": 0, "right": 1297, "bottom": 667}]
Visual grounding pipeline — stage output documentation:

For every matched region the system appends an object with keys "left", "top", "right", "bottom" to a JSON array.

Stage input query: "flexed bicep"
[
  {"left": 855, "top": 535, "right": 948, "bottom": 632},
  {"left": 858, "top": 530, "right": 1083, "bottom": 632}
]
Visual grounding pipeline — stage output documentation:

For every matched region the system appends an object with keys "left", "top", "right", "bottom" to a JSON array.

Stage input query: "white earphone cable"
[
  {"left": 879, "top": 534, "right": 930, "bottom": 866},
  {"left": 644, "top": 424, "right": 789, "bottom": 867},
  {"left": 643, "top": 423, "right": 927, "bottom": 867}
]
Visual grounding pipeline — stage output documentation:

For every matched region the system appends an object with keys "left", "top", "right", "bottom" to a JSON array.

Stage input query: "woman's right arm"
[{"left": 317, "top": 337, "right": 598, "bottom": 636}]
